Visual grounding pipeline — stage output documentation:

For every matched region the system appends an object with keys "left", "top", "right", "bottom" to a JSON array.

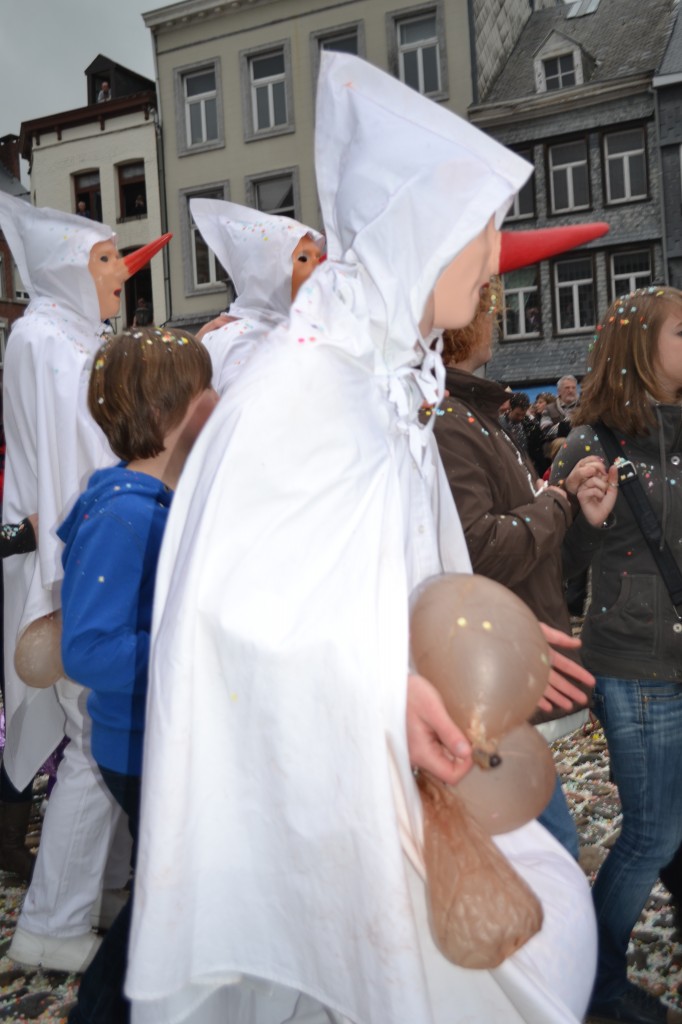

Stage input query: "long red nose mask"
[
  {"left": 123, "top": 233, "right": 173, "bottom": 278},
  {"left": 499, "top": 223, "right": 609, "bottom": 274}
]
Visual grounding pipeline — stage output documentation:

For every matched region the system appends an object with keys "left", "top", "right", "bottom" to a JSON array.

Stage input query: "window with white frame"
[
  {"left": 543, "top": 54, "right": 576, "bottom": 91},
  {"left": 251, "top": 173, "right": 296, "bottom": 218},
  {"left": 554, "top": 257, "right": 595, "bottom": 333},
  {"left": 183, "top": 66, "right": 218, "bottom": 147},
  {"left": 186, "top": 189, "right": 230, "bottom": 291},
  {"left": 503, "top": 269, "right": 541, "bottom": 338},
  {"left": 611, "top": 250, "right": 652, "bottom": 296},
  {"left": 396, "top": 11, "right": 440, "bottom": 95},
  {"left": 505, "top": 151, "right": 535, "bottom": 221},
  {"left": 320, "top": 27, "right": 359, "bottom": 55},
  {"left": 13, "top": 260, "right": 29, "bottom": 302},
  {"left": 604, "top": 128, "right": 647, "bottom": 204},
  {"left": 250, "top": 50, "right": 288, "bottom": 132},
  {"left": 549, "top": 139, "right": 589, "bottom": 213}
]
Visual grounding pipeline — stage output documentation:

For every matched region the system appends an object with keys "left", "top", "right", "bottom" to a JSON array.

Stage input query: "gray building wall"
[{"left": 145, "top": 0, "right": 481, "bottom": 329}]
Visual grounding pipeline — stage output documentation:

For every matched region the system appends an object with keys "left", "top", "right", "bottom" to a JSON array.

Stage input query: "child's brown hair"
[{"left": 88, "top": 326, "right": 213, "bottom": 461}]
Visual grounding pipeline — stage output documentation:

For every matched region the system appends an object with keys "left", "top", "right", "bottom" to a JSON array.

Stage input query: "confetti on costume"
[{"left": 190, "top": 198, "right": 325, "bottom": 394}]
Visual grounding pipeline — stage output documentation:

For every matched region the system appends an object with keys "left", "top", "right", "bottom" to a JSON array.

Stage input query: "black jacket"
[{"left": 550, "top": 406, "right": 682, "bottom": 682}]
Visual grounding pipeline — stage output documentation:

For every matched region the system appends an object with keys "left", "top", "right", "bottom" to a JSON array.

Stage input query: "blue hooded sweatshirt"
[{"left": 58, "top": 463, "right": 172, "bottom": 777}]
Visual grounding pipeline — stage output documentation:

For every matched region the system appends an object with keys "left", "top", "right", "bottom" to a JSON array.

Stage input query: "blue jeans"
[
  {"left": 590, "top": 676, "right": 682, "bottom": 1006},
  {"left": 68, "top": 768, "right": 140, "bottom": 1024},
  {"left": 537, "top": 772, "right": 579, "bottom": 860}
]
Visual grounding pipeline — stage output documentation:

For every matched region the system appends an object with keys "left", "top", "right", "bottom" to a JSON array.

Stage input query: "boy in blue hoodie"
[{"left": 60, "top": 326, "right": 216, "bottom": 1024}]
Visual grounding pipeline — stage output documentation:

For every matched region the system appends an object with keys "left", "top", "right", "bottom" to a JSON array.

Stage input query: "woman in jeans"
[{"left": 551, "top": 285, "right": 682, "bottom": 1024}]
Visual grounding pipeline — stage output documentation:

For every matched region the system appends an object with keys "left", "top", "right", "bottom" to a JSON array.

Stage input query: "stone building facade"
[
  {"left": 471, "top": 0, "right": 678, "bottom": 389},
  {"left": 19, "top": 59, "right": 168, "bottom": 331},
  {"left": 144, "top": 0, "right": 531, "bottom": 330}
]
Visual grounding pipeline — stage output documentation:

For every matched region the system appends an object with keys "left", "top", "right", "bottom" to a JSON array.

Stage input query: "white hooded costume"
[
  {"left": 189, "top": 198, "right": 324, "bottom": 394},
  {"left": 0, "top": 194, "right": 127, "bottom": 939},
  {"left": 127, "top": 54, "right": 596, "bottom": 1024}
]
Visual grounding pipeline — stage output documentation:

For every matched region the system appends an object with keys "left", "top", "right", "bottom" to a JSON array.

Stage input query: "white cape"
[
  {"left": 200, "top": 314, "right": 276, "bottom": 396},
  {"left": 127, "top": 265, "right": 595, "bottom": 1024},
  {"left": 0, "top": 195, "right": 115, "bottom": 788}
]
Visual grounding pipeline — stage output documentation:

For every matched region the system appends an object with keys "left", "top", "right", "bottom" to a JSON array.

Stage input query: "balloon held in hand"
[
  {"left": 410, "top": 573, "right": 554, "bottom": 832},
  {"left": 409, "top": 573, "right": 556, "bottom": 967}
]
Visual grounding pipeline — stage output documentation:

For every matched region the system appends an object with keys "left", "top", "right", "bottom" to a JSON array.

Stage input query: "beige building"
[
  {"left": 19, "top": 57, "right": 168, "bottom": 331},
  {"left": 144, "top": 0, "right": 528, "bottom": 329}
]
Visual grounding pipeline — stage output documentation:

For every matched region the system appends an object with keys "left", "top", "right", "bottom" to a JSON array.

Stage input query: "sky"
[{"left": 0, "top": 0, "right": 157, "bottom": 161}]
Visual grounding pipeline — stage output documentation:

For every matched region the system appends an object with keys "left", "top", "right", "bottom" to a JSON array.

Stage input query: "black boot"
[{"left": 0, "top": 799, "right": 35, "bottom": 882}]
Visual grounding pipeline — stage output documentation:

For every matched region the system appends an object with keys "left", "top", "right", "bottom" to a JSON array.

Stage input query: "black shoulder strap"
[{"left": 594, "top": 421, "right": 682, "bottom": 613}]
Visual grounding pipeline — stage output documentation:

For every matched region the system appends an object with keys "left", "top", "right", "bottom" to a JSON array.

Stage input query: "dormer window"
[
  {"left": 534, "top": 34, "right": 588, "bottom": 94},
  {"left": 543, "top": 54, "right": 576, "bottom": 91}
]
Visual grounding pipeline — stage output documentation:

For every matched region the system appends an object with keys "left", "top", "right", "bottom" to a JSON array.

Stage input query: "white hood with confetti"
[
  {"left": 0, "top": 194, "right": 116, "bottom": 788},
  {"left": 190, "top": 198, "right": 323, "bottom": 323},
  {"left": 190, "top": 198, "right": 324, "bottom": 393}
]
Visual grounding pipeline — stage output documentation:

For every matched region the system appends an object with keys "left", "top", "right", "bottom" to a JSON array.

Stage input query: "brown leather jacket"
[{"left": 434, "top": 368, "right": 587, "bottom": 724}]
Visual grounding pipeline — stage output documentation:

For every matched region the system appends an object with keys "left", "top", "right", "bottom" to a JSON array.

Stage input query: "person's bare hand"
[
  {"left": 536, "top": 623, "right": 595, "bottom": 713},
  {"left": 564, "top": 455, "right": 608, "bottom": 496},
  {"left": 576, "top": 462, "right": 619, "bottom": 527},
  {"left": 195, "top": 314, "right": 236, "bottom": 342},
  {"left": 28, "top": 513, "right": 38, "bottom": 544},
  {"left": 406, "top": 673, "right": 472, "bottom": 785}
]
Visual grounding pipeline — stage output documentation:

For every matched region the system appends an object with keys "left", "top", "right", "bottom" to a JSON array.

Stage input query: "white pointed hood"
[
  {"left": 0, "top": 192, "right": 114, "bottom": 324},
  {"left": 189, "top": 198, "right": 324, "bottom": 322},
  {"left": 315, "top": 52, "right": 532, "bottom": 367}
]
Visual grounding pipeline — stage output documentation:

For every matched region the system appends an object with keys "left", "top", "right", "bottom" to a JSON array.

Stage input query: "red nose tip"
[
  {"left": 123, "top": 233, "right": 172, "bottom": 277},
  {"left": 499, "top": 223, "right": 609, "bottom": 274}
]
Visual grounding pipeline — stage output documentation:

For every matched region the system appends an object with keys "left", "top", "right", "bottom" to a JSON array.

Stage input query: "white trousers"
[{"left": 19, "top": 678, "right": 131, "bottom": 938}]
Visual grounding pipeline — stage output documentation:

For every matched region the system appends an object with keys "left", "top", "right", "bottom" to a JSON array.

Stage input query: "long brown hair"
[{"left": 574, "top": 286, "right": 682, "bottom": 436}]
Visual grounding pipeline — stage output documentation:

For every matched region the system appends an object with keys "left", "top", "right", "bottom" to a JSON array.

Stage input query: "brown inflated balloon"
[
  {"left": 410, "top": 573, "right": 550, "bottom": 754},
  {"left": 410, "top": 572, "right": 554, "bottom": 967},
  {"left": 14, "top": 612, "right": 64, "bottom": 688},
  {"left": 455, "top": 722, "right": 556, "bottom": 835},
  {"left": 419, "top": 772, "right": 543, "bottom": 968}
]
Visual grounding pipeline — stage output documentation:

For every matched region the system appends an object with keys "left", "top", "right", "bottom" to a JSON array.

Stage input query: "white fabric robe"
[
  {"left": 0, "top": 195, "right": 116, "bottom": 788},
  {"left": 127, "top": 53, "right": 596, "bottom": 1024}
]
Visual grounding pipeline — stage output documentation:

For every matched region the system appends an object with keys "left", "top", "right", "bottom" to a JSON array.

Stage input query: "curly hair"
[
  {"left": 440, "top": 277, "right": 503, "bottom": 366},
  {"left": 574, "top": 286, "right": 682, "bottom": 436},
  {"left": 88, "top": 326, "right": 213, "bottom": 461}
]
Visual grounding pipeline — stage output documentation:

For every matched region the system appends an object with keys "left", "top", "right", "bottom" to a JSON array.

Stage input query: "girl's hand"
[
  {"left": 563, "top": 455, "right": 608, "bottom": 496},
  {"left": 576, "top": 463, "right": 619, "bottom": 526}
]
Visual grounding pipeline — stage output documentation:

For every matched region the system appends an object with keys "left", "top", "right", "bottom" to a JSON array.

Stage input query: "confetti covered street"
[{"left": 0, "top": 721, "right": 681, "bottom": 1022}]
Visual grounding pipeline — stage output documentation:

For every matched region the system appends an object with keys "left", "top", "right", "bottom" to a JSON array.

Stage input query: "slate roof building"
[
  {"left": 470, "top": 0, "right": 678, "bottom": 389},
  {"left": 654, "top": 5, "right": 682, "bottom": 292}
]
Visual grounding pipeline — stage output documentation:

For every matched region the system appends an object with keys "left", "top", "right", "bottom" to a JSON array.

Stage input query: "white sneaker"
[
  {"left": 8, "top": 926, "right": 102, "bottom": 972},
  {"left": 90, "top": 887, "right": 130, "bottom": 931}
]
